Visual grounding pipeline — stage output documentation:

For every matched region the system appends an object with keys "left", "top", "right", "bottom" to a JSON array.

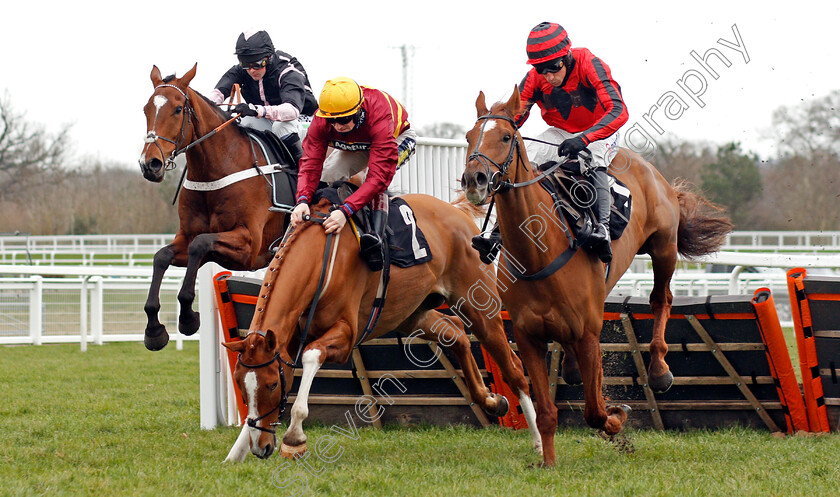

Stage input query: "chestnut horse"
[
  {"left": 139, "top": 64, "right": 286, "bottom": 351},
  {"left": 461, "top": 89, "right": 732, "bottom": 467},
  {"left": 221, "top": 195, "right": 543, "bottom": 461}
]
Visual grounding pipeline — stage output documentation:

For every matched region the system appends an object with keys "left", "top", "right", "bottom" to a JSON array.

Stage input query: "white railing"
[{"left": 0, "top": 265, "right": 188, "bottom": 350}]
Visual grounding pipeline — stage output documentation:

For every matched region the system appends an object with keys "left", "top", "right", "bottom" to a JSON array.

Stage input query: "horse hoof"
[
  {"left": 280, "top": 442, "right": 307, "bottom": 459},
  {"left": 561, "top": 366, "right": 583, "bottom": 386},
  {"left": 144, "top": 328, "right": 169, "bottom": 351},
  {"left": 485, "top": 393, "right": 509, "bottom": 417},
  {"left": 649, "top": 371, "right": 674, "bottom": 393},
  {"left": 178, "top": 311, "right": 200, "bottom": 336}
]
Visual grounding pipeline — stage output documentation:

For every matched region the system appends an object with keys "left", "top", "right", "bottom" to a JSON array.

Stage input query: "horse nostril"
[{"left": 475, "top": 172, "right": 488, "bottom": 188}]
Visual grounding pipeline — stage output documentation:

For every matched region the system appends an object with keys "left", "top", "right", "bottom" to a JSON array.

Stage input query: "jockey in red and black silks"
[
  {"left": 292, "top": 77, "right": 417, "bottom": 272},
  {"left": 515, "top": 22, "right": 628, "bottom": 263}
]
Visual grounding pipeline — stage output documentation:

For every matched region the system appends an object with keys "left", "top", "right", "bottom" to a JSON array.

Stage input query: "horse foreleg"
[
  {"left": 462, "top": 313, "right": 542, "bottom": 456},
  {"left": 575, "top": 332, "right": 628, "bottom": 436},
  {"left": 513, "top": 329, "right": 555, "bottom": 467},
  {"left": 179, "top": 231, "right": 256, "bottom": 336},
  {"left": 144, "top": 242, "right": 179, "bottom": 351},
  {"left": 647, "top": 239, "right": 678, "bottom": 393},
  {"left": 224, "top": 424, "right": 252, "bottom": 462},
  {"left": 281, "top": 348, "right": 323, "bottom": 459}
]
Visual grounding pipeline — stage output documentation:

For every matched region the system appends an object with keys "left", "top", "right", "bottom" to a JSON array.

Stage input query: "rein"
[
  {"left": 145, "top": 83, "right": 251, "bottom": 204},
  {"left": 469, "top": 113, "right": 579, "bottom": 280}
]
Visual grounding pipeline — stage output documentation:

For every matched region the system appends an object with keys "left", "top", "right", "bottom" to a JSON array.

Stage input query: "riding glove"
[
  {"left": 557, "top": 136, "right": 587, "bottom": 159},
  {"left": 233, "top": 103, "right": 260, "bottom": 117}
]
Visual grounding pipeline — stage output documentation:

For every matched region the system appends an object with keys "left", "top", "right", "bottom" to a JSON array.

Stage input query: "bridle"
[
  {"left": 236, "top": 350, "right": 293, "bottom": 434},
  {"left": 467, "top": 113, "right": 566, "bottom": 195},
  {"left": 467, "top": 112, "right": 581, "bottom": 281},
  {"left": 144, "top": 84, "right": 196, "bottom": 171},
  {"left": 142, "top": 83, "right": 246, "bottom": 203}
]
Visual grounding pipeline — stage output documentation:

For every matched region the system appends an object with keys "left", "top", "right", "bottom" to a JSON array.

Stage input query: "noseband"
[{"left": 237, "top": 351, "right": 293, "bottom": 434}]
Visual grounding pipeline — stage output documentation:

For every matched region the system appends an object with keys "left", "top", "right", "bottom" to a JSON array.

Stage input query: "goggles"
[
  {"left": 326, "top": 114, "right": 356, "bottom": 125},
  {"left": 535, "top": 59, "right": 564, "bottom": 75},
  {"left": 240, "top": 57, "right": 269, "bottom": 70}
]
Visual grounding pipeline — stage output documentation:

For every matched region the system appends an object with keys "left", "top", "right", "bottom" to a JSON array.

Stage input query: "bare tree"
[{"left": 0, "top": 93, "right": 72, "bottom": 200}]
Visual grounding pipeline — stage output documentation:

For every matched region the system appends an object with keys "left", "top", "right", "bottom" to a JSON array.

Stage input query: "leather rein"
[{"left": 468, "top": 113, "right": 578, "bottom": 280}]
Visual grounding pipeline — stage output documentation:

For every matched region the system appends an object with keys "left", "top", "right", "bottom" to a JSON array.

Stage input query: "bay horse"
[
  {"left": 461, "top": 89, "right": 733, "bottom": 467},
  {"left": 221, "top": 194, "right": 543, "bottom": 461},
  {"left": 139, "top": 64, "right": 286, "bottom": 351}
]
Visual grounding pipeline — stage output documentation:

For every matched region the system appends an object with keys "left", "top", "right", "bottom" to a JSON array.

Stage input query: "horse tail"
[
  {"left": 673, "top": 179, "right": 734, "bottom": 259},
  {"left": 450, "top": 191, "right": 489, "bottom": 219}
]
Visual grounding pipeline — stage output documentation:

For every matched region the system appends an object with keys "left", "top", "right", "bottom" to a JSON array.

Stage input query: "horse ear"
[
  {"left": 505, "top": 86, "right": 521, "bottom": 117},
  {"left": 150, "top": 65, "right": 163, "bottom": 87},
  {"left": 222, "top": 340, "right": 245, "bottom": 352},
  {"left": 181, "top": 63, "right": 198, "bottom": 87},
  {"left": 265, "top": 329, "right": 277, "bottom": 352},
  {"left": 475, "top": 91, "right": 489, "bottom": 117}
]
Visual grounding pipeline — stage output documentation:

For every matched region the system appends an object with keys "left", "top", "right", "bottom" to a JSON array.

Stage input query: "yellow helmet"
[{"left": 316, "top": 77, "right": 364, "bottom": 118}]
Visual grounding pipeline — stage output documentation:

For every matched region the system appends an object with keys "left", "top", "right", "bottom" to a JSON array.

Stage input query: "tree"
[
  {"left": 651, "top": 136, "right": 715, "bottom": 186},
  {"left": 700, "top": 142, "right": 762, "bottom": 227},
  {"left": 416, "top": 122, "right": 467, "bottom": 140},
  {"left": 0, "top": 93, "right": 72, "bottom": 200},
  {"left": 771, "top": 90, "right": 840, "bottom": 158}
]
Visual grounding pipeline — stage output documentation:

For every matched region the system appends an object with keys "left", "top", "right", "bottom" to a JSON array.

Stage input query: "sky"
[{"left": 2, "top": 0, "right": 838, "bottom": 167}]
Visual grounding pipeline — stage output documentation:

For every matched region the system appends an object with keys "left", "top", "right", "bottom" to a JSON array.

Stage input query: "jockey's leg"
[
  {"left": 359, "top": 193, "right": 388, "bottom": 272},
  {"left": 272, "top": 120, "right": 304, "bottom": 167},
  {"left": 587, "top": 165, "right": 613, "bottom": 263}
]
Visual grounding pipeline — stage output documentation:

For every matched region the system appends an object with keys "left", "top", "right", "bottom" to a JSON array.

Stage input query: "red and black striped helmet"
[{"left": 526, "top": 22, "right": 571, "bottom": 64}]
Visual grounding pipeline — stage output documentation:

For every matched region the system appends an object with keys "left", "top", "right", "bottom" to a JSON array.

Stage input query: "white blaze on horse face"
[
  {"left": 483, "top": 120, "right": 497, "bottom": 132},
  {"left": 244, "top": 370, "right": 261, "bottom": 445}
]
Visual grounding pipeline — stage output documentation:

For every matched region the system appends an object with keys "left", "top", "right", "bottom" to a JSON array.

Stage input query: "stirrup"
[{"left": 359, "top": 234, "right": 384, "bottom": 271}]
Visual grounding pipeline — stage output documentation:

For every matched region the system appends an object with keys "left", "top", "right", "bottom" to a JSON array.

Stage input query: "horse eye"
[
  {"left": 174, "top": 106, "right": 183, "bottom": 114},
  {"left": 502, "top": 134, "right": 511, "bottom": 143},
  {"left": 268, "top": 382, "right": 279, "bottom": 391}
]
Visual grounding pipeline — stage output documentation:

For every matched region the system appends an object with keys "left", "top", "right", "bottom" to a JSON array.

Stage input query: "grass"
[{"left": 1, "top": 342, "right": 837, "bottom": 497}]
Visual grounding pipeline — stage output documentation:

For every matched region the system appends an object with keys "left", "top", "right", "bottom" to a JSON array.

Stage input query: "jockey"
[
  {"left": 208, "top": 29, "right": 318, "bottom": 166},
  {"left": 516, "top": 22, "right": 628, "bottom": 263},
  {"left": 291, "top": 77, "right": 416, "bottom": 272}
]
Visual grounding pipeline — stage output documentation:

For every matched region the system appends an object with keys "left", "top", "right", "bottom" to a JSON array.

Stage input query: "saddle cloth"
[{"left": 312, "top": 186, "right": 433, "bottom": 269}]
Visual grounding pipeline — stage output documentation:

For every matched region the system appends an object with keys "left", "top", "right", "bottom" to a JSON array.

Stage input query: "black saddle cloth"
[
  {"left": 242, "top": 128, "right": 298, "bottom": 212},
  {"left": 312, "top": 184, "right": 433, "bottom": 268},
  {"left": 538, "top": 159, "right": 632, "bottom": 242}
]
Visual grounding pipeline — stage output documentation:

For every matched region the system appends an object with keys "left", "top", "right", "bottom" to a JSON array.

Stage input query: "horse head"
[
  {"left": 223, "top": 329, "right": 293, "bottom": 459},
  {"left": 461, "top": 87, "right": 529, "bottom": 205},
  {"left": 139, "top": 64, "right": 198, "bottom": 182}
]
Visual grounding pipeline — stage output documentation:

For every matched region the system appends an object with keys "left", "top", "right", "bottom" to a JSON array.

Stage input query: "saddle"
[{"left": 538, "top": 159, "right": 632, "bottom": 244}]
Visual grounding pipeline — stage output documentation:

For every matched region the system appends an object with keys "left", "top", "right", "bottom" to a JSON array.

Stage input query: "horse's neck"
[
  {"left": 185, "top": 88, "right": 259, "bottom": 177},
  {"left": 496, "top": 158, "right": 571, "bottom": 263}
]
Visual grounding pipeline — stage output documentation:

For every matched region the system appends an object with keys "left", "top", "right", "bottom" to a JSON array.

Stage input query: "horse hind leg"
[
  {"left": 646, "top": 233, "right": 678, "bottom": 393},
  {"left": 560, "top": 343, "right": 582, "bottom": 386},
  {"left": 409, "top": 310, "right": 509, "bottom": 417}
]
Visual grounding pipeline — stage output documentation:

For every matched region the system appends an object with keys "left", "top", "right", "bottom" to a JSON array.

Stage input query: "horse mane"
[{"left": 451, "top": 191, "right": 488, "bottom": 219}]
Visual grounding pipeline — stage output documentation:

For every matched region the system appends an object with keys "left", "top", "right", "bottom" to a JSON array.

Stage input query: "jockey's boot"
[
  {"left": 471, "top": 225, "right": 502, "bottom": 264},
  {"left": 359, "top": 193, "right": 389, "bottom": 272},
  {"left": 281, "top": 133, "right": 304, "bottom": 168},
  {"left": 587, "top": 167, "right": 613, "bottom": 263}
]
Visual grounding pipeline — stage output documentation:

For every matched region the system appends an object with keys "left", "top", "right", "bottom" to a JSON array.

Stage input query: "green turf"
[{"left": 1, "top": 342, "right": 837, "bottom": 497}]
